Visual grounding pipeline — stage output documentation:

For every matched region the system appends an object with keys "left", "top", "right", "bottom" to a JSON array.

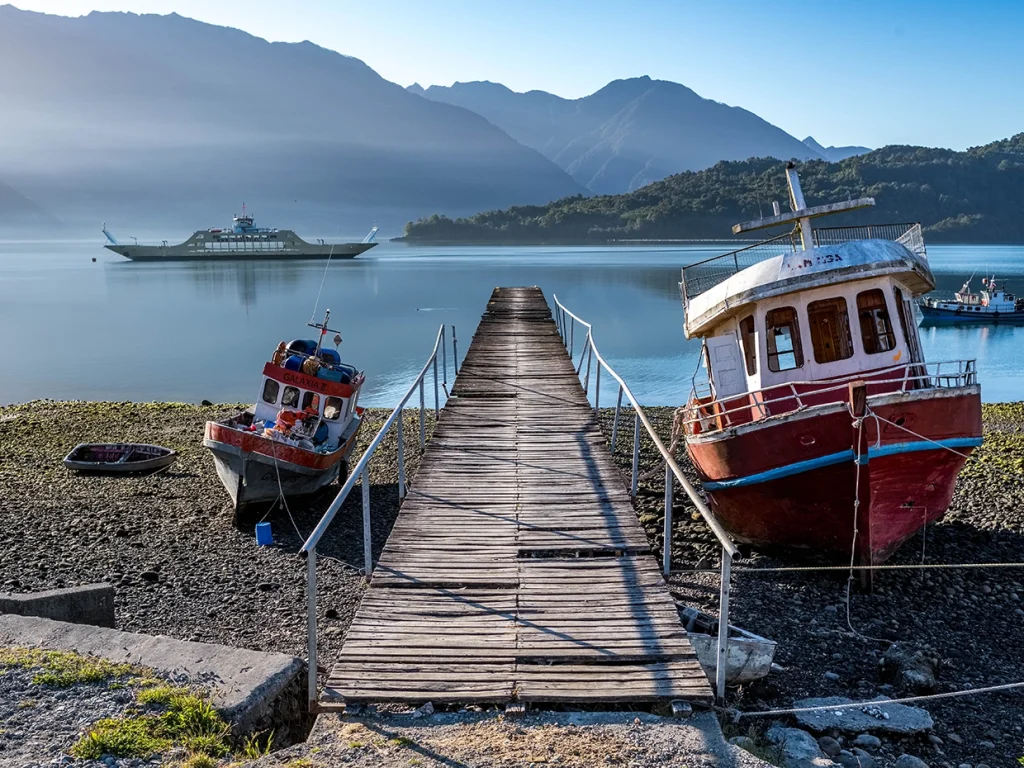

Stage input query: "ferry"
[
  {"left": 679, "top": 163, "right": 982, "bottom": 566},
  {"left": 920, "top": 276, "right": 1024, "bottom": 323},
  {"left": 203, "top": 311, "right": 364, "bottom": 518},
  {"left": 102, "top": 206, "right": 378, "bottom": 261}
]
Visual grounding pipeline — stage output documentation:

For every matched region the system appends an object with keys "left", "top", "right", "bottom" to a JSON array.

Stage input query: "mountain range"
[
  {"left": 0, "top": 5, "right": 871, "bottom": 236},
  {"left": 0, "top": 5, "right": 582, "bottom": 235},
  {"left": 409, "top": 78, "right": 869, "bottom": 195},
  {"left": 401, "top": 135, "right": 1024, "bottom": 244}
]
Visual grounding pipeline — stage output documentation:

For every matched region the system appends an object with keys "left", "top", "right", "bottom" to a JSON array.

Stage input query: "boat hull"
[
  {"left": 105, "top": 242, "right": 376, "bottom": 262},
  {"left": 919, "top": 304, "right": 1024, "bottom": 324},
  {"left": 686, "top": 387, "right": 982, "bottom": 564},
  {"left": 203, "top": 414, "right": 362, "bottom": 515}
]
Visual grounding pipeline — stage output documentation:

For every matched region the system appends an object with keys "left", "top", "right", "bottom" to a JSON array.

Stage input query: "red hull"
[{"left": 686, "top": 388, "right": 982, "bottom": 564}]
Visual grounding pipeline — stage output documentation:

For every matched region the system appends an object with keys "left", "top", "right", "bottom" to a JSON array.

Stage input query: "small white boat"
[{"left": 63, "top": 443, "right": 178, "bottom": 473}]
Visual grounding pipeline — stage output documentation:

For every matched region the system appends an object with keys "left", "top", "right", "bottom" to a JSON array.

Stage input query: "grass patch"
[
  {"left": 241, "top": 730, "right": 274, "bottom": 759},
  {"left": 0, "top": 647, "right": 135, "bottom": 687},
  {"left": 72, "top": 717, "right": 173, "bottom": 760},
  {"left": 389, "top": 736, "right": 416, "bottom": 747},
  {"left": 71, "top": 685, "right": 231, "bottom": 760}
]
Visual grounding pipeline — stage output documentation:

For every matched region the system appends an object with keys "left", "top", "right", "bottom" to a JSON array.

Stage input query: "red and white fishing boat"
[
  {"left": 204, "top": 311, "right": 364, "bottom": 516},
  {"left": 680, "top": 163, "right": 982, "bottom": 565}
]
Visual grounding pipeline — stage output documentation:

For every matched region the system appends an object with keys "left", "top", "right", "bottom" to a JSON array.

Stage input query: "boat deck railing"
[
  {"left": 680, "top": 222, "right": 925, "bottom": 301},
  {"left": 685, "top": 358, "right": 977, "bottom": 435},
  {"left": 552, "top": 295, "right": 740, "bottom": 704}
]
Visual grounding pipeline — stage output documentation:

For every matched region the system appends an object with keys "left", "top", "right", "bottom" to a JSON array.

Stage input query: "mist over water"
[{"left": 1, "top": 241, "right": 1022, "bottom": 407}]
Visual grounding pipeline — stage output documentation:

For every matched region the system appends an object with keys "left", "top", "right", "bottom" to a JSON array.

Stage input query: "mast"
[{"left": 732, "top": 162, "right": 876, "bottom": 247}]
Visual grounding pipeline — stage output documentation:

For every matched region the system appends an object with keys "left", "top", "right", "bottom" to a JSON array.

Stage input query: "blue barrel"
[
  {"left": 318, "top": 348, "right": 341, "bottom": 365},
  {"left": 255, "top": 522, "right": 273, "bottom": 546},
  {"left": 284, "top": 355, "right": 304, "bottom": 371}
]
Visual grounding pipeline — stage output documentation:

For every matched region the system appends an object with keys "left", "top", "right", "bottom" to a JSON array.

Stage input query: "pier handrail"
[
  {"left": 299, "top": 323, "right": 455, "bottom": 712},
  {"left": 553, "top": 294, "right": 738, "bottom": 703}
]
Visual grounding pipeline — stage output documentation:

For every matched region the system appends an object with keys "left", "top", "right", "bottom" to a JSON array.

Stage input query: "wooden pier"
[{"left": 323, "top": 287, "right": 712, "bottom": 706}]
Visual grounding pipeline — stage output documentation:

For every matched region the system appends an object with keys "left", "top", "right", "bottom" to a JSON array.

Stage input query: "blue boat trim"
[{"left": 703, "top": 437, "right": 982, "bottom": 491}]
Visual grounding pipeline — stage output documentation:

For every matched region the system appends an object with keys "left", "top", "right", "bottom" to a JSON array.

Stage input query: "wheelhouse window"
[
  {"left": 858, "top": 289, "right": 896, "bottom": 354},
  {"left": 739, "top": 315, "right": 757, "bottom": 375},
  {"left": 765, "top": 307, "right": 803, "bottom": 372},
  {"left": 807, "top": 297, "right": 853, "bottom": 364},
  {"left": 301, "top": 392, "right": 321, "bottom": 412},
  {"left": 323, "top": 397, "right": 344, "bottom": 420},
  {"left": 282, "top": 386, "right": 300, "bottom": 408},
  {"left": 261, "top": 379, "right": 280, "bottom": 404}
]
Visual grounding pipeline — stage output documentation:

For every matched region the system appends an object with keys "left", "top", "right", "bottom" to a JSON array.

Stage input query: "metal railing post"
[
  {"left": 441, "top": 326, "right": 447, "bottom": 386},
  {"left": 419, "top": 378, "right": 426, "bottom": 451},
  {"left": 433, "top": 356, "right": 440, "bottom": 418},
  {"left": 397, "top": 413, "right": 406, "bottom": 499},
  {"left": 716, "top": 548, "right": 732, "bottom": 705},
  {"left": 583, "top": 341, "right": 592, "bottom": 392},
  {"left": 594, "top": 360, "right": 601, "bottom": 417},
  {"left": 611, "top": 385, "right": 623, "bottom": 454},
  {"left": 569, "top": 319, "right": 574, "bottom": 359},
  {"left": 362, "top": 468, "right": 372, "bottom": 577},
  {"left": 452, "top": 326, "right": 459, "bottom": 376},
  {"left": 306, "top": 550, "right": 317, "bottom": 711},
  {"left": 663, "top": 462, "right": 673, "bottom": 576},
  {"left": 631, "top": 413, "right": 641, "bottom": 498}
]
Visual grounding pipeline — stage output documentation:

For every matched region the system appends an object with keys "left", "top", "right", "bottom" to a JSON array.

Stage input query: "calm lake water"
[{"left": 1, "top": 240, "right": 1022, "bottom": 406}]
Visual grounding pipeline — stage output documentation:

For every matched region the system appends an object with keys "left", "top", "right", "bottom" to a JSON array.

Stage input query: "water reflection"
[{"left": 0, "top": 241, "right": 1022, "bottom": 405}]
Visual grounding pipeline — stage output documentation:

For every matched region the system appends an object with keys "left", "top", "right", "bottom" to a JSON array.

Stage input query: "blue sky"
[{"left": 16, "top": 0, "right": 1024, "bottom": 150}]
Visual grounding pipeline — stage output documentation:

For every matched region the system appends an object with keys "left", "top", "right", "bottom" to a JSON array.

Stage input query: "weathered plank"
[{"left": 323, "top": 287, "right": 712, "bottom": 707}]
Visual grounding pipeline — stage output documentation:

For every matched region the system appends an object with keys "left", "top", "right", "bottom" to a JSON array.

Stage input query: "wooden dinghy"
[{"left": 63, "top": 443, "right": 178, "bottom": 473}]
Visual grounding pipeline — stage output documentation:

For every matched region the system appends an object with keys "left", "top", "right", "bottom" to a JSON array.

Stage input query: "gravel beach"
[
  {"left": 0, "top": 401, "right": 433, "bottom": 666},
  {"left": 1, "top": 400, "right": 1022, "bottom": 767}
]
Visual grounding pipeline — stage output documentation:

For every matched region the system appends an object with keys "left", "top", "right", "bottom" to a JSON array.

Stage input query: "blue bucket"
[{"left": 255, "top": 521, "right": 274, "bottom": 546}]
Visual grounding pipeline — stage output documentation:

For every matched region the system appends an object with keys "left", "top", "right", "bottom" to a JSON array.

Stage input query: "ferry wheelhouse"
[
  {"left": 203, "top": 311, "right": 364, "bottom": 517},
  {"left": 680, "top": 164, "right": 982, "bottom": 565},
  {"left": 920, "top": 275, "right": 1024, "bottom": 323}
]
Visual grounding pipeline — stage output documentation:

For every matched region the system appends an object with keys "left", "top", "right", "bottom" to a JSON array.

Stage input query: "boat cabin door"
[{"left": 705, "top": 335, "right": 746, "bottom": 399}]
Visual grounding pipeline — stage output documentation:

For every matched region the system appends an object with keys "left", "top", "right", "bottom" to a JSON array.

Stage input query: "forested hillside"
[{"left": 402, "top": 136, "right": 1024, "bottom": 244}]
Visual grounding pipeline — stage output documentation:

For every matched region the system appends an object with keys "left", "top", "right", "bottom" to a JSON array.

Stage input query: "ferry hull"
[
  {"left": 106, "top": 242, "right": 376, "bottom": 262},
  {"left": 686, "top": 388, "right": 982, "bottom": 564}
]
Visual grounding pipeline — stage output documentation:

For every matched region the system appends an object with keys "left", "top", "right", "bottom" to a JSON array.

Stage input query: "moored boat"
[
  {"left": 64, "top": 443, "right": 178, "bottom": 473},
  {"left": 920, "top": 275, "right": 1024, "bottom": 323},
  {"left": 679, "top": 163, "right": 982, "bottom": 566},
  {"left": 204, "top": 312, "right": 364, "bottom": 517},
  {"left": 103, "top": 205, "right": 378, "bottom": 262}
]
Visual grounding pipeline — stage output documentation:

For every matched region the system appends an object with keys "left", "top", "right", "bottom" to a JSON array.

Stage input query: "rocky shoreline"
[{"left": 1, "top": 400, "right": 1022, "bottom": 768}]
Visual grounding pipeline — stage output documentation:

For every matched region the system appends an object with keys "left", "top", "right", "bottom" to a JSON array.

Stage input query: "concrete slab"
[
  {"left": 0, "top": 614, "right": 304, "bottom": 736},
  {"left": 0, "top": 583, "right": 115, "bottom": 627}
]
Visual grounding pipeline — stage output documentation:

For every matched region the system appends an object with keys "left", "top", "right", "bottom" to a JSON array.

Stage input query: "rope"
[
  {"left": 845, "top": 416, "right": 887, "bottom": 643},
  {"left": 266, "top": 439, "right": 362, "bottom": 576},
  {"left": 732, "top": 561, "right": 1024, "bottom": 573},
  {"left": 735, "top": 680, "right": 1024, "bottom": 719}
]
